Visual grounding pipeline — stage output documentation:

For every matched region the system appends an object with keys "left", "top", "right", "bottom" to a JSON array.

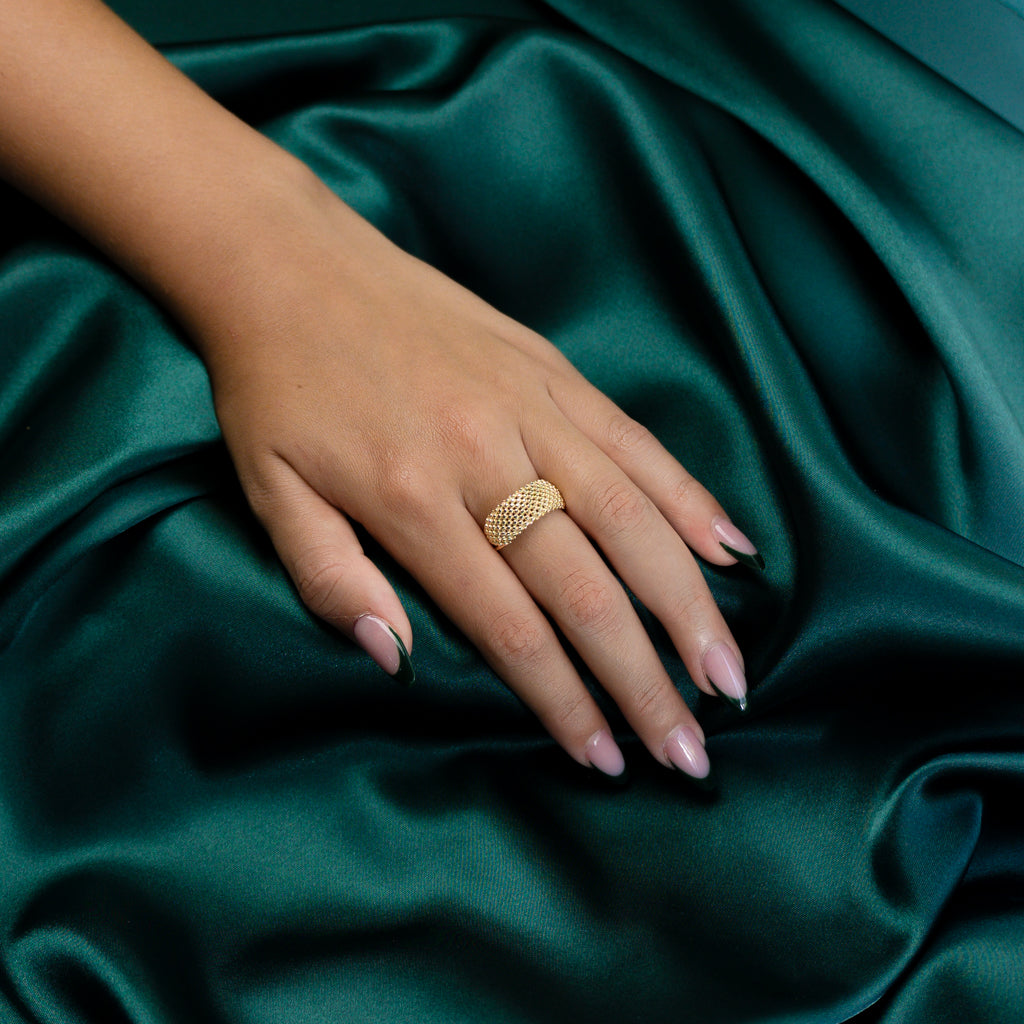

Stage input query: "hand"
[
  {"left": 186, "top": 173, "right": 757, "bottom": 780},
  {"left": 0, "top": 0, "right": 755, "bottom": 779}
]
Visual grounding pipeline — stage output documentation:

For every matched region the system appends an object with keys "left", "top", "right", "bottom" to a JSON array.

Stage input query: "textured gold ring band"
[{"left": 484, "top": 479, "right": 565, "bottom": 549}]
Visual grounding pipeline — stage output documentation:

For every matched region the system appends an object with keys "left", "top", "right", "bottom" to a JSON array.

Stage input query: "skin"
[{"left": 0, "top": 0, "right": 748, "bottom": 772}]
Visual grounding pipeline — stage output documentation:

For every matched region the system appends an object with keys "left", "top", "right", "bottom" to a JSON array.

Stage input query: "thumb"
[{"left": 244, "top": 455, "right": 415, "bottom": 684}]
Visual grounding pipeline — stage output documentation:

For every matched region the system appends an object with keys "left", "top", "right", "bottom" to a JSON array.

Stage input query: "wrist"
[
  {"left": 144, "top": 141, "right": 337, "bottom": 334},
  {"left": 168, "top": 147, "right": 412, "bottom": 393}
]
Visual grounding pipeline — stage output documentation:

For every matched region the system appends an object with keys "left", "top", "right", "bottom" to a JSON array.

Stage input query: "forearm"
[{"left": 0, "top": 0, "right": 345, "bottom": 339}]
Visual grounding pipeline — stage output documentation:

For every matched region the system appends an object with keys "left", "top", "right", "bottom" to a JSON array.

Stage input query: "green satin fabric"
[
  {"left": 835, "top": 0, "right": 1024, "bottom": 134},
  {"left": 2, "top": 1, "right": 1023, "bottom": 1021}
]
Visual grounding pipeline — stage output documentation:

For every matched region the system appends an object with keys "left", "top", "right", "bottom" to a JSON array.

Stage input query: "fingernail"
[
  {"left": 664, "top": 726, "right": 711, "bottom": 780},
  {"left": 584, "top": 729, "right": 627, "bottom": 779},
  {"left": 353, "top": 614, "right": 415, "bottom": 685},
  {"left": 703, "top": 643, "right": 747, "bottom": 712},
  {"left": 712, "top": 517, "right": 765, "bottom": 571}
]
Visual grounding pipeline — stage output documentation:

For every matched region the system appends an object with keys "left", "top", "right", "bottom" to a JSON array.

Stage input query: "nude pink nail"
[
  {"left": 712, "top": 516, "right": 765, "bottom": 571},
  {"left": 354, "top": 614, "right": 415, "bottom": 684},
  {"left": 664, "top": 726, "right": 711, "bottom": 780},
  {"left": 703, "top": 643, "right": 748, "bottom": 712},
  {"left": 585, "top": 730, "right": 626, "bottom": 778}
]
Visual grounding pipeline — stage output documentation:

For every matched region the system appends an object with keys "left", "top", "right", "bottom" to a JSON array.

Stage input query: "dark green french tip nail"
[
  {"left": 718, "top": 542, "right": 766, "bottom": 572},
  {"left": 711, "top": 517, "right": 766, "bottom": 571},
  {"left": 354, "top": 614, "right": 417, "bottom": 685},
  {"left": 706, "top": 673, "right": 749, "bottom": 713},
  {"left": 386, "top": 625, "right": 416, "bottom": 686}
]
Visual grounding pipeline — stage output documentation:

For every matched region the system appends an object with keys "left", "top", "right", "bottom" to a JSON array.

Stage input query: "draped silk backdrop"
[{"left": 1, "top": 1, "right": 1022, "bottom": 1021}]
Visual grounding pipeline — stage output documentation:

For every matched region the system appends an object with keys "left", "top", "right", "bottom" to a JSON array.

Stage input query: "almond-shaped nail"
[
  {"left": 712, "top": 517, "right": 765, "bottom": 571},
  {"left": 584, "top": 729, "right": 627, "bottom": 780},
  {"left": 664, "top": 726, "right": 711, "bottom": 780},
  {"left": 703, "top": 643, "right": 747, "bottom": 712},
  {"left": 353, "top": 614, "right": 415, "bottom": 685}
]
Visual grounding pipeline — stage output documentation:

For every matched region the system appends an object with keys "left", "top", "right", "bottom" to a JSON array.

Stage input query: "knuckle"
[
  {"left": 293, "top": 547, "right": 353, "bottom": 622},
  {"left": 429, "top": 403, "right": 488, "bottom": 464},
  {"left": 631, "top": 676, "right": 674, "bottom": 718},
  {"left": 665, "top": 586, "right": 709, "bottom": 625},
  {"left": 375, "top": 460, "right": 432, "bottom": 521},
  {"left": 670, "top": 472, "right": 701, "bottom": 509},
  {"left": 485, "top": 610, "right": 547, "bottom": 669},
  {"left": 240, "top": 479, "right": 278, "bottom": 528},
  {"left": 606, "top": 414, "right": 653, "bottom": 456},
  {"left": 559, "top": 569, "right": 618, "bottom": 633},
  {"left": 595, "top": 479, "right": 649, "bottom": 536},
  {"left": 234, "top": 450, "right": 290, "bottom": 524},
  {"left": 553, "top": 689, "right": 591, "bottom": 729}
]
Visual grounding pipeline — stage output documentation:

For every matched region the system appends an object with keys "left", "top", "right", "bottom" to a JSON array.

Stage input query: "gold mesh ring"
[{"left": 484, "top": 479, "right": 565, "bottom": 549}]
